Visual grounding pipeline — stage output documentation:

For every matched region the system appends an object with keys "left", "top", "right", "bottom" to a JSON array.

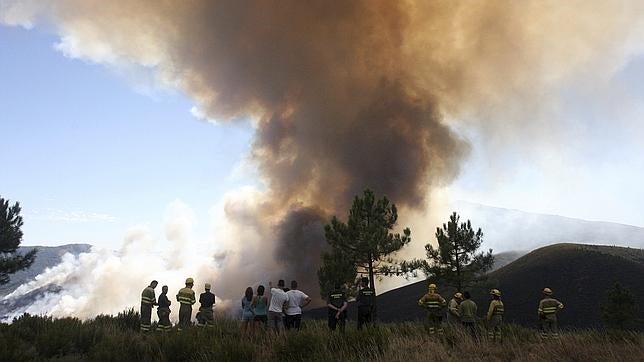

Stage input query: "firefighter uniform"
[
  {"left": 418, "top": 283, "right": 447, "bottom": 335},
  {"left": 487, "top": 289, "right": 504, "bottom": 342},
  {"left": 197, "top": 284, "right": 216, "bottom": 327},
  {"left": 157, "top": 290, "right": 172, "bottom": 332},
  {"left": 327, "top": 289, "right": 347, "bottom": 331},
  {"left": 357, "top": 285, "right": 375, "bottom": 329},
  {"left": 538, "top": 288, "right": 564, "bottom": 340},
  {"left": 140, "top": 283, "right": 156, "bottom": 332},
  {"left": 447, "top": 293, "right": 462, "bottom": 324},
  {"left": 176, "top": 278, "right": 196, "bottom": 330}
]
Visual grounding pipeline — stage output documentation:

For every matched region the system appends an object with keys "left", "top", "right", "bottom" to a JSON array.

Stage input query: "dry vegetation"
[{"left": 1, "top": 309, "right": 643, "bottom": 361}]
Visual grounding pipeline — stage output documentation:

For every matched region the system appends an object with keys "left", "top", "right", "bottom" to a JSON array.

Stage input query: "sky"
[
  {"left": 0, "top": 25, "right": 255, "bottom": 247},
  {"left": 1, "top": 11, "right": 644, "bottom": 251}
]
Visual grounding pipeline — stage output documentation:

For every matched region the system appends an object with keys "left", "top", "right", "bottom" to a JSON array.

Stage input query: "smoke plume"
[{"left": 2, "top": 0, "right": 644, "bottom": 316}]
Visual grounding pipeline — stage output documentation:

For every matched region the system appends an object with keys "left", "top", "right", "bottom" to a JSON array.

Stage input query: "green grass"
[{"left": 0, "top": 310, "right": 642, "bottom": 361}]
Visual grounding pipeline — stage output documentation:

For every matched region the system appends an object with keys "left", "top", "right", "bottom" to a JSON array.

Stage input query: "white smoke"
[{"left": 1, "top": 198, "right": 259, "bottom": 322}]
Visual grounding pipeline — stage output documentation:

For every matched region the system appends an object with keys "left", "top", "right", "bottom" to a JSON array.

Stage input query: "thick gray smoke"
[{"left": 2, "top": 0, "right": 644, "bottom": 315}]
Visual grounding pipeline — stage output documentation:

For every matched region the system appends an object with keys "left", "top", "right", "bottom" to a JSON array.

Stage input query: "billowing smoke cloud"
[{"left": 2, "top": 0, "right": 644, "bottom": 315}]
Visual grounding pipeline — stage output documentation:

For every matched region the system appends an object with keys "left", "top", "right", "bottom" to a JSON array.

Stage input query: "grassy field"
[{"left": 1, "top": 310, "right": 642, "bottom": 361}]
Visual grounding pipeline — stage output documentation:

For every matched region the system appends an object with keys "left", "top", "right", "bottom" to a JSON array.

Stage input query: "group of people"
[
  {"left": 417, "top": 283, "right": 565, "bottom": 341},
  {"left": 140, "top": 277, "right": 565, "bottom": 340},
  {"left": 139, "top": 277, "right": 312, "bottom": 333},
  {"left": 140, "top": 277, "right": 215, "bottom": 332}
]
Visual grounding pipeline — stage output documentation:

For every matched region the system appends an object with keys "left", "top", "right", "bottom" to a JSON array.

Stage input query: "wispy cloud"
[{"left": 27, "top": 208, "right": 117, "bottom": 223}]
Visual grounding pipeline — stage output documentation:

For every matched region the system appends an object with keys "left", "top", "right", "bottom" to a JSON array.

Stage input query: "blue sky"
[{"left": 1, "top": 26, "right": 254, "bottom": 247}]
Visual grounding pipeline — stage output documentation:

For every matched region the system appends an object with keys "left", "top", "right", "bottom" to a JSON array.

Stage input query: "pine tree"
[
  {"left": 601, "top": 282, "right": 637, "bottom": 330},
  {"left": 409, "top": 212, "right": 493, "bottom": 291},
  {"left": 318, "top": 189, "right": 411, "bottom": 300},
  {"left": 0, "top": 196, "right": 37, "bottom": 285}
]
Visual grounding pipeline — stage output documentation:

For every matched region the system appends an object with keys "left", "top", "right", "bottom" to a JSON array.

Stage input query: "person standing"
[
  {"left": 285, "top": 280, "right": 311, "bottom": 330},
  {"left": 357, "top": 277, "right": 375, "bottom": 330},
  {"left": 176, "top": 277, "right": 196, "bottom": 330},
  {"left": 417, "top": 283, "right": 447, "bottom": 336},
  {"left": 251, "top": 285, "right": 268, "bottom": 329},
  {"left": 459, "top": 291, "right": 478, "bottom": 338},
  {"left": 327, "top": 282, "right": 348, "bottom": 332},
  {"left": 486, "top": 289, "right": 504, "bottom": 342},
  {"left": 447, "top": 292, "right": 463, "bottom": 325},
  {"left": 538, "top": 287, "right": 564, "bottom": 340},
  {"left": 198, "top": 283, "right": 216, "bottom": 327},
  {"left": 157, "top": 285, "right": 172, "bottom": 332},
  {"left": 241, "top": 286, "right": 255, "bottom": 334},
  {"left": 140, "top": 280, "right": 158, "bottom": 332},
  {"left": 268, "top": 280, "right": 290, "bottom": 333}
]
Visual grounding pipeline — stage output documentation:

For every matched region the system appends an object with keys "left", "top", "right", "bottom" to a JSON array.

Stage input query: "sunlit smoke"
[{"left": 2, "top": 0, "right": 644, "bottom": 318}]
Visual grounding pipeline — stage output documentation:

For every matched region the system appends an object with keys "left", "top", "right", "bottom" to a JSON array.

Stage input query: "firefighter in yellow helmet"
[
  {"left": 538, "top": 287, "right": 564, "bottom": 340},
  {"left": 447, "top": 292, "right": 463, "bottom": 325},
  {"left": 486, "top": 289, "right": 504, "bottom": 342},
  {"left": 176, "top": 277, "right": 196, "bottom": 330},
  {"left": 140, "top": 280, "right": 158, "bottom": 332},
  {"left": 418, "top": 283, "right": 447, "bottom": 336}
]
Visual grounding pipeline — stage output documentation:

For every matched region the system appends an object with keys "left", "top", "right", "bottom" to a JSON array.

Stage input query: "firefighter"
[
  {"left": 487, "top": 289, "right": 504, "bottom": 342},
  {"left": 538, "top": 287, "right": 564, "bottom": 340},
  {"left": 157, "top": 285, "right": 172, "bottom": 332},
  {"left": 447, "top": 292, "right": 463, "bottom": 324},
  {"left": 176, "top": 277, "right": 196, "bottom": 330},
  {"left": 417, "top": 283, "right": 447, "bottom": 335},
  {"left": 140, "top": 280, "right": 157, "bottom": 332},
  {"left": 197, "top": 283, "right": 216, "bottom": 327},
  {"left": 356, "top": 277, "right": 375, "bottom": 330},
  {"left": 327, "top": 282, "right": 348, "bottom": 332}
]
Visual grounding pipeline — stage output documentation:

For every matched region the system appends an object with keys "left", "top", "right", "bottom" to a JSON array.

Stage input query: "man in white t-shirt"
[
  {"left": 268, "top": 279, "right": 290, "bottom": 333},
  {"left": 285, "top": 280, "right": 311, "bottom": 330}
]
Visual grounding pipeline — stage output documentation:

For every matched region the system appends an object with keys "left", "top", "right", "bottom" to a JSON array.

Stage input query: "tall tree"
[
  {"left": 318, "top": 189, "right": 411, "bottom": 299},
  {"left": 317, "top": 248, "right": 357, "bottom": 298},
  {"left": 408, "top": 212, "right": 493, "bottom": 291},
  {"left": 601, "top": 282, "right": 637, "bottom": 330},
  {"left": 0, "top": 197, "right": 37, "bottom": 285}
]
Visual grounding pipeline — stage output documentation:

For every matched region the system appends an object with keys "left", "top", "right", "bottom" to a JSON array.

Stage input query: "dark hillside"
[
  {"left": 307, "top": 243, "right": 644, "bottom": 329},
  {"left": 487, "top": 243, "right": 644, "bottom": 329}
]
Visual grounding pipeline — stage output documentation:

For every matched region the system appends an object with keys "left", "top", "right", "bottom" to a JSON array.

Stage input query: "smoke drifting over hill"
[{"left": 2, "top": 1, "right": 644, "bottom": 318}]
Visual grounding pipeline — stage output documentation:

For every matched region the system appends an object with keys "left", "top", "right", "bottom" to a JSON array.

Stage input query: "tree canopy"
[
  {"left": 601, "top": 282, "right": 638, "bottom": 330},
  {"left": 318, "top": 189, "right": 411, "bottom": 299},
  {"left": 0, "top": 196, "right": 37, "bottom": 285},
  {"left": 405, "top": 212, "right": 493, "bottom": 291}
]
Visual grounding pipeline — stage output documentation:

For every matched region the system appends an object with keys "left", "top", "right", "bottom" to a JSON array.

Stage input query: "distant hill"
[
  {"left": 308, "top": 243, "right": 644, "bottom": 330},
  {"left": 0, "top": 244, "right": 91, "bottom": 298},
  {"left": 456, "top": 202, "right": 644, "bottom": 252}
]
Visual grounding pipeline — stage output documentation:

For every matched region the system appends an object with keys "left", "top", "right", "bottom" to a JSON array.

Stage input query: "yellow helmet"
[
  {"left": 428, "top": 283, "right": 437, "bottom": 290},
  {"left": 490, "top": 289, "right": 501, "bottom": 297},
  {"left": 205, "top": 283, "right": 211, "bottom": 290},
  {"left": 185, "top": 277, "right": 194, "bottom": 285},
  {"left": 543, "top": 287, "right": 552, "bottom": 295},
  {"left": 454, "top": 292, "right": 463, "bottom": 299}
]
